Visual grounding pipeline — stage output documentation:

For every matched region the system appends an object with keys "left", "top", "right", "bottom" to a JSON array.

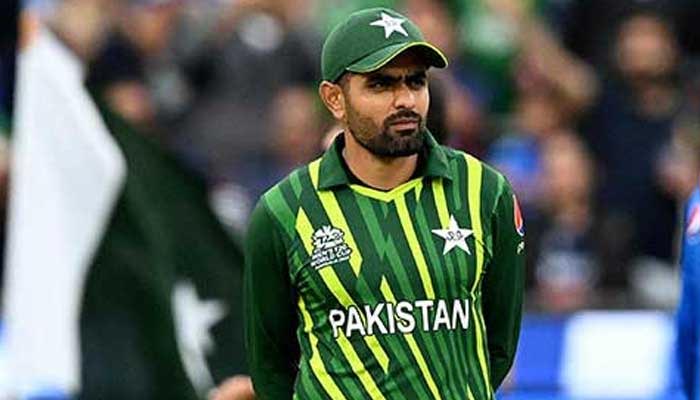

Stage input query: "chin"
[{"left": 373, "top": 135, "right": 424, "bottom": 157}]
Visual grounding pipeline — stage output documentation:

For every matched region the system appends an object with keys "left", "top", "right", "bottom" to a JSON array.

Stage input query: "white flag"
[{"left": 3, "top": 28, "right": 125, "bottom": 397}]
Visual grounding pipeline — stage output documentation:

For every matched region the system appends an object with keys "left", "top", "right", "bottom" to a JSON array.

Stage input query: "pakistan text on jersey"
[{"left": 329, "top": 298, "right": 470, "bottom": 338}]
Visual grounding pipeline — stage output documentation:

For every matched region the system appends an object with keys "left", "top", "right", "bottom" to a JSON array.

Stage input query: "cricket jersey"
[
  {"left": 678, "top": 185, "right": 700, "bottom": 400},
  {"left": 245, "top": 132, "right": 525, "bottom": 400}
]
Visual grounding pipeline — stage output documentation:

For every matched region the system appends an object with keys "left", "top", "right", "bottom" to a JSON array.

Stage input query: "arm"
[
  {"left": 677, "top": 201, "right": 700, "bottom": 400},
  {"left": 244, "top": 200, "right": 299, "bottom": 399},
  {"left": 482, "top": 180, "right": 525, "bottom": 390}
]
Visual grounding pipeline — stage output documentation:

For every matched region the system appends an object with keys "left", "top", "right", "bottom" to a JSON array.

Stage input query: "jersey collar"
[{"left": 317, "top": 130, "right": 453, "bottom": 190}]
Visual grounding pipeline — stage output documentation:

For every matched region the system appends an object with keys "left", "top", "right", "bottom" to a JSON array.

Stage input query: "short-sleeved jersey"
[{"left": 245, "top": 133, "right": 525, "bottom": 400}]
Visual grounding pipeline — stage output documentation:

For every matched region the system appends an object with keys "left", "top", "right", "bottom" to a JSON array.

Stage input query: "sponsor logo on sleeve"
[
  {"left": 513, "top": 194, "right": 525, "bottom": 237},
  {"left": 687, "top": 204, "right": 700, "bottom": 237}
]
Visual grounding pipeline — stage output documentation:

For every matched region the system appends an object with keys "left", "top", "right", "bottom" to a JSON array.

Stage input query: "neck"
[{"left": 342, "top": 131, "right": 418, "bottom": 190}]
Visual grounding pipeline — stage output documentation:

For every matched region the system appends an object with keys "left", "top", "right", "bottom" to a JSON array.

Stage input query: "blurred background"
[{"left": 2, "top": 0, "right": 700, "bottom": 398}]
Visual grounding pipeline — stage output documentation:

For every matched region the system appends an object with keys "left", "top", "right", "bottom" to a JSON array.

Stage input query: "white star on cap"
[
  {"left": 370, "top": 12, "right": 409, "bottom": 39},
  {"left": 432, "top": 215, "right": 474, "bottom": 255}
]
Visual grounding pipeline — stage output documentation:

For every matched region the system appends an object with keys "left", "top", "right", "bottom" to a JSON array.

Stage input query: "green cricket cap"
[{"left": 321, "top": 7, "right": 449, "bottom": 82}]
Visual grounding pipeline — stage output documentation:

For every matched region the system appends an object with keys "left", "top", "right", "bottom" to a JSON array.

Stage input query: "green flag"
[
  {"left": 4, "top": 28, "right": 245, "bottom": 399},
  {"left": 78, "top": 99, "right": 246, "bottom": 399}
]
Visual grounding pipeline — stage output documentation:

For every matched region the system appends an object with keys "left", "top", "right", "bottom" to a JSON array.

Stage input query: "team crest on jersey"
[
  {"left": 688, "top": 204, "right": 700, "bottom": 237},
  {"left": 513, "top": 194, "right": 525, "bottom": 237},
  {"left": 431, "top": 215, "right": 474, "bottom": 255},
  {"left": 311, "top": 225, "right": 352, "bottom": 270}
]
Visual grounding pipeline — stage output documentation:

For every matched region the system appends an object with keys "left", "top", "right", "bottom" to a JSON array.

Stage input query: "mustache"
[{"left": 384, "top": 110, "right": 423, "bottom": 127}]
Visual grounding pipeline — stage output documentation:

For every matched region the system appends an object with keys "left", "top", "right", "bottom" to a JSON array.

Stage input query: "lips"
[
  {"left": 385, "top": 111, "right": 422, "bottom": 134},
  {"left": 389, "top": 118, "right": 419, "bottom": 130},
  {"left": 390, "top": 118, "right": 419, "bottom": 124}
]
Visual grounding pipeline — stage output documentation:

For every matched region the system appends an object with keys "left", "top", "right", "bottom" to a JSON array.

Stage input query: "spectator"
[
  {"left": 582, "top": 11, "right": 683, "bottom": 293},
  {"left": 555, "top": 0, "right": 678, "bottom": 69},
  {"left": 486, "top": 16, "right": 597, "bottom": 281},
  {"left": 172, "top": 0, "right": 320, "bottom": 198},
  {"left": 675, "top": 99, "right": 700, "bottom": 400},
  {"left": 534, "top": 132, "right": 598, "bottom": 312},
  {"left": 87, "top": 0, "right": 185, "bottom": 136}
]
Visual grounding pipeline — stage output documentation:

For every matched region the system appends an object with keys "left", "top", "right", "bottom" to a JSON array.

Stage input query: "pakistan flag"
[{"left": 3, "top": 28, "right": 245, "bottom": 399}]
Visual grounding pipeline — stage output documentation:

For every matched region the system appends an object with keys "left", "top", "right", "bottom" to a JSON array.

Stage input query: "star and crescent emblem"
[
  {"left": 431, "top": 215, "right": 474, "bottom": 255},
  {"left": 172, "top": 281, "right": 227, "bottom": 395},
  {"left": 370, "top": 12, "right": 409, "bottom": 39}
]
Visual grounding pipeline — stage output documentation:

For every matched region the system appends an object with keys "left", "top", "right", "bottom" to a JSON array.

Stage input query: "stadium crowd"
[{"left": 4, "top": 0, "right": 700, "bottom": 314}]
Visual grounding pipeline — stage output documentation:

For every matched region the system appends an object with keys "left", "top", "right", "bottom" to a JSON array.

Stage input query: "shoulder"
[
  {"left": 440, "top": 145, "right": 510, "bottom": 195},
  {"left": 256, "top": 159, "right": 322, "bottom": 231},
  {"left": 260, "top": 162, "right": 315, "bottom": 209}
]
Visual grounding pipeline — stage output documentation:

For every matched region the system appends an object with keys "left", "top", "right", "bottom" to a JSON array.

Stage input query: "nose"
[{"left": 393, "top": 83, "right": 416, "bottom": 110}]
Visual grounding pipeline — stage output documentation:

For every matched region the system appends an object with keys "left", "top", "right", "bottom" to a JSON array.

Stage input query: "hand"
[{"left": 209, "top": 375, "right": 256, "bottom": 400}]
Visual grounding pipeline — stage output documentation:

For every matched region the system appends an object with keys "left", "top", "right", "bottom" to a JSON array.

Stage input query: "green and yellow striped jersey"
[{"left": 245, "top": 133, "right": 524, "bottom": 399}]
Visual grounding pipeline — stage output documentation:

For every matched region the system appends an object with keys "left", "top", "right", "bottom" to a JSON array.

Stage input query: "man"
[
  {"left": 584, "top": 11, "right": 681, "bottom": 291},
  {"left": 244, "top": 8, "right": 525, "bottom": 399},
  {"left": 678, "top": 182, "right": 700, "bottom": 399}
]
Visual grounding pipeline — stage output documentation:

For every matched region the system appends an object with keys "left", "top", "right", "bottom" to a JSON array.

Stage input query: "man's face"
[
  {"left": 340, "top": 51, "right": 430, "bottom": 157},
  {"left": 615, "top": 15, "right": 677, "bottom": 82}
]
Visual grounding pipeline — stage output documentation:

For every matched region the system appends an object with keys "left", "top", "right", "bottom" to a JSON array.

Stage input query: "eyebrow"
[
  {"left": 365, "top": 73, "right": 401, "bottom": 84},
  {"left": 365, "top": 70, "right": 428, "bottom": 84}
]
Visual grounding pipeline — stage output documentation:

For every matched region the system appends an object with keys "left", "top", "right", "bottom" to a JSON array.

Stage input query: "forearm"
[
  {"left": 483, "top": 181, "right": 525, "bottom": 389},
  {"left": 244, "top": 200, "right": 299, "bottom": 399},
  {"left": 245, "top": 285, "right": 298, "bottom": 399}
]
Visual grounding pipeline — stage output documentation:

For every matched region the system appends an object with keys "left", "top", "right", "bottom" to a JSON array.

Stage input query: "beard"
[{"left": 345, "top": 105, "right": 427, "bottom": 158}]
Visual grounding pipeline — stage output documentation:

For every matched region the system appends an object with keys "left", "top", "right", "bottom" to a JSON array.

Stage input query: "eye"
[
  {"left": 407, "top": 76, "right": 427, "bottom": 89},
  {"left": 368, "top": 80, "right": 389, "bottom": 90}
]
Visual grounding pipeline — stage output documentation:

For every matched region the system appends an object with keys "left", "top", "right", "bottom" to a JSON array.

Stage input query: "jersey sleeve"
[
  {"left": 482, "top": 179, "right": 525, "bottom": 390},
  {"left": 677, "top": 197, "right": 700, "bottom": 400},
  {"left": 244, "top": 199, "right": 299, "bottom": 399}
]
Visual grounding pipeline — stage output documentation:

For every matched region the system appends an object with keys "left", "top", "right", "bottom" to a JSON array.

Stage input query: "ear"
[{"left": 319, "top": 81, "right": 346, "bottom": 121}]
